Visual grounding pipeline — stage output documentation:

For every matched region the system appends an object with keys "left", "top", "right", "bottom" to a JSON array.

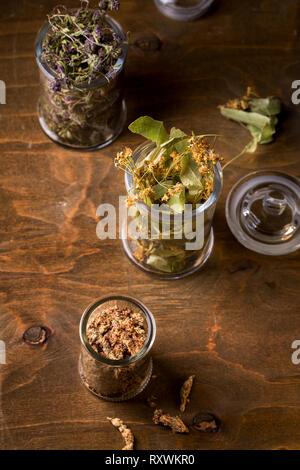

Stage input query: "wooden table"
[{"left": 0, "top": 0, "right": 299, "bottom": 450}]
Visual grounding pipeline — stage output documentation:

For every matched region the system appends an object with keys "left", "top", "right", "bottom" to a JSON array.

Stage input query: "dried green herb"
[
  {"left": 38, "top": 0, "right": 127, "bottom": 148},
  {"left": 115, "top": 116, "right": 221, "bottom": 273},
  {"left": 219, "top": 87, "right": 281, "bottom": 168}
]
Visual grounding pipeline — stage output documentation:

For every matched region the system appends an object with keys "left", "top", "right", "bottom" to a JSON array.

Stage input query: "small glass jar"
[
  {"left": 35, "top": 16, "right": 128, "bottom": 150},
  {"left": 226, "top": 170, "right": 300, "bottom": 255},
  {"left": 79, "top": 296, "right": 156, "bottom": 401},
  {"left": 154, "top": 0, "right": 215, "bottom": 21},
  {"left": 122, "top": 142, "right": 223, "bottom": 279}
]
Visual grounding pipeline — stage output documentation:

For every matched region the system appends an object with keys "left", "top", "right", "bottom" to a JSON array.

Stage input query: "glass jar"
[
  {"left": 154, "top": 0, "right": 215, "bottom": 21},
  {"left": 122, "top": 142, "right": 223, "bottom": 279},
  {"left": 35, "top": 16, "right": 128, "bottom": 150},
  {"left": 226, "top": 170, "right": 300, "bottom": 255},
  {"left": 79, "top": 296, "right": 156, "bottom": 401}
]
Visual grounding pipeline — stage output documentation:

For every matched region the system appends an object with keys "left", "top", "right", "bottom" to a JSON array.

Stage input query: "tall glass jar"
[
  {"left": 154, "top": 0, "right": 215, "bottom": 21},
  {"left": 79, "top": 296, "right": 156, "bottom": 401},
  {"left": 122, "top": 142, "right": 223, "bottom": 279},
  {"left": 35, "top": 17, "right": 128, "bottom": 150}
]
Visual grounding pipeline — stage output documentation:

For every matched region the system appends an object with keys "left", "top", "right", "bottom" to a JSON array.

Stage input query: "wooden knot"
[
  {"left": 134, "top": 33, "right": 162, "bottom": 52},
  {"left": 192, "top": 413, "right": 220, "bottom": 433},
  {"left": 23, "top": 326, "right": 51, "bottom": 345}
]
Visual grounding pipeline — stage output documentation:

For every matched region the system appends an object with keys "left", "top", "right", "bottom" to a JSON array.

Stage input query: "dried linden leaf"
[
  {"left": 180, "top": 155, "right": 203, "bottom": 193},
  {"left": 128, "top": 116, "right": 169, "bottom": 146}
]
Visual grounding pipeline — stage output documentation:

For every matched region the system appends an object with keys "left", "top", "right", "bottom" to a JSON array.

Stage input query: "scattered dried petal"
[
  {"left": 180, "top": 375, "right": 195, "bottom": 413},
  {"left": 153, "top": 409, "right": 189, "bottom": 434},
  {"left": 107, "top": 417, "right": 135, "bottom": 450}
]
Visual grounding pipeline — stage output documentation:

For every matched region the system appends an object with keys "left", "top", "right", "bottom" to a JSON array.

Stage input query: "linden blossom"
[{"left": 105, "top": 455, "right": 139, "bottom": 467}]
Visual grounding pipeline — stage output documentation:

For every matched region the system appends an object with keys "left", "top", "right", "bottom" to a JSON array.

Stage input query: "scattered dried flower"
[
  {"left": 153, "top": 409, "right": 189, "bottom": 434},
  {"left": 107, "top": 417, "right": 135, "bottom": 450},
  {"left": 180, "top": 375, "right": 195, "bottom": 413},
  {"left": 219, "top": 88, "right": 281, "bottom": 166}
]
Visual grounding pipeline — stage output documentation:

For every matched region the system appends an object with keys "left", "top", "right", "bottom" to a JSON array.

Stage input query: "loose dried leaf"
[
  {"left": 180, "top": 375, "right": 195, "bottom": 413},
  {"left": 220, "top": 107, "right": 271, "bottom": 129},
  {"left": 220, "top": 90, "right": 281, "bottom": 168},
  {"left": 153, "top": 409, "right": 189, "bottom": 433},
  {"left": 249, "top": 97, "right": 281, "bottom": 116},
  {"left": 107, "top": 417, "right": 135, "bottom": 450}
]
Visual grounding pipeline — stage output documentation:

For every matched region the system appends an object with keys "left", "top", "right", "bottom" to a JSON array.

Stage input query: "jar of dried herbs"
[
  {"left": 116, "top": 117, "right": 223, "bottom": 279},
  {"left": 79, "top": 296, "right": 156, "bottom": 401},
  {"left": 35, "top": 2, "right": 128, "bottom": 150}
]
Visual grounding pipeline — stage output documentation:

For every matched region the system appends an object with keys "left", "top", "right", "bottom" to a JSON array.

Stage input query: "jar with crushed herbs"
[
  {"left": 117, "top": 117, "right": 223, "bottom": 279},
  {"left": 79, "top": 296, "right": 156, "bottom": 401},
  {"left": 35, "top": 2, "right": 128, "bottom": 150}
]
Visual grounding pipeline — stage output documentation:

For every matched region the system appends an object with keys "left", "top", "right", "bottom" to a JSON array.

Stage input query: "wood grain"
[{"left": 0, "top": 0, "right": 299, "bottom": 450}]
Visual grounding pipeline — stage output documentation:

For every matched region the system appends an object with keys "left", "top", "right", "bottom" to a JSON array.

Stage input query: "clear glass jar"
[
  {"left": 79, "top": 296, "right": 156, "bottom": 401},
  {"left": 154, "top": 0, "right": 215, "bottom": 21},
  {"left": 226, "top": 170, "right": 300, "bottom": 255},
  {"left": 122, "top": 142, "right": 223, "bottom": 279},
  {"left": 35, "top": 17, "right": 128, "bottom": 150}
]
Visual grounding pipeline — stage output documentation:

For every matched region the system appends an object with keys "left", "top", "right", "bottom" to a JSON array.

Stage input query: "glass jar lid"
[
  {"left": 226, "top": 170, "right": 300, "bottom": 255},
  {"left": 154, "top": 0, "right": 215, "bottom": 21}
]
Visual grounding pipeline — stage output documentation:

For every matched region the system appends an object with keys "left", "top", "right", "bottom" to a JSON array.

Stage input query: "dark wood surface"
[{"left": 0, "top": 0, "right": 300, "bottom": 450}]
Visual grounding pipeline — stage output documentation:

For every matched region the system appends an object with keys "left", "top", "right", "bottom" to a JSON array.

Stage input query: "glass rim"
[
  {"left": 125, "top": 140, "right": 223, "bottom": 218},
  {"left": 154, "top": 0, "right": 215, "bottom": 19},
  {"left": 35, "top": 15, "right": 128, "bottom": 89},
  {"left": 79, "top": 295, "right": 156, "bottom": 367}
]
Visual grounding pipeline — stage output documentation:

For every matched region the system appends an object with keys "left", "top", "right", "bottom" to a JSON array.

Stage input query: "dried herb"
[
  {"left": 115, "top": 116, "right": 221, "bottom": 273},
  {"left": 107, "top": 417, "right": 135, "bottom": 450},
  {"left": 179, "top": 375, "right": 195, "bottom": 412},
  {"left": 219, "top": 87, "right": 281, "bottom": 168},
  {"left": 153, "top": 409, "right": 189, "bottom": 433},
  {"left": 38, "top": 0, "right": 127, "bottom": 148}
]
